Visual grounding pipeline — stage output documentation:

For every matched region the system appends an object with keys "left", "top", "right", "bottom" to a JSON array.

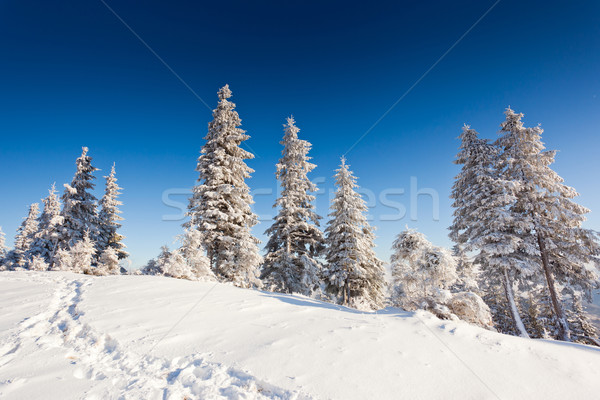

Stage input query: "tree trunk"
[
  {"left": 343, "top": 279, "right": 349, "bottom": 307},
  {"left": 536, "top": 231, "right": 571, "bottom": 341},
  {"left": 503, "top": 268, "right": 530, "bottom": 338}
]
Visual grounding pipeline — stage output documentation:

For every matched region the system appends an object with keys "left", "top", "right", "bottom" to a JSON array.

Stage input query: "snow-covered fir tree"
[
  {"left": 10, "top": 203, "right": 40, "bottom": 269},
  {"left": 30, "top": 184, "right": 63, "bottom": 265},
  {"left": 451, "top": 244, "right": 477, "bottom": 292},
  {"left": 161, "top": 248, "right": 190, "bottom": 279},
  {"left": 52, "top": 248, "right": 73, "bottom": 271},
  {"left": 391, "top": 229, "right": 457, "bottom": 312},
  {"left": 322, "top": 158, "right": 385, "bottom": 310},
  {"left": 59, "top": 147, "right": 99, "bottom": 250},
  {"left": 142, "top": 231, "right": 215, "bottom": 281},
  {"left": 29, "top": 254, "right": 49, "bottom": 271},
  {"left": 140, "top": 246, "right": 170, "bottom": 276},
  {"left": 186, "top": 85, "right": 262, "bottom": 288},
  {"left": 0, "top": 226, "right": 7, "bottom": 270},
  {"left": 96, "top": 247, "right": 121, "bottom": 275},
  {"left": 569, "top": 294, "right": 599, "bottom": 346},
  {"left": 97, "top": 164, "right": 127, "bottom": 260},
  {"left": 449, "top": 124, "right": 531, "bottom": 338},
  {"left": 69, "top": 231, "right": 96, "bottom": 274},
  {"left": 179, "top": 228, "right": 215, "bottom": 281},
  {"left": 262, "top": 117, "right": 324, "bottom": 295},
  {"left": 391, "top": 228, "right": 493, "bottom": 327},
  {"left": 496, "top": 108, "right": 600, "bottom": 341}
]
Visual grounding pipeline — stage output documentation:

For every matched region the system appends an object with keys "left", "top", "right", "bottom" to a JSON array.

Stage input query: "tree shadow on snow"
[{"left": 257, "top": 291, "right": 413, "bottom": 318}]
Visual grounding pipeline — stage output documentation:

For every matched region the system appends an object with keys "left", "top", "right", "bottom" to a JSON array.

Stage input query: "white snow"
[{"left": 1, "top": 271, "right": 600, "bottom": 399}]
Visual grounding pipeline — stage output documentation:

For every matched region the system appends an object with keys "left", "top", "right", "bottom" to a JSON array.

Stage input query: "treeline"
[
  {"left": 1, "top": 85, "right": 598, "bottom": 345},
  {"left": 0, "top": 149, "right": 127, "bottom": 275}
]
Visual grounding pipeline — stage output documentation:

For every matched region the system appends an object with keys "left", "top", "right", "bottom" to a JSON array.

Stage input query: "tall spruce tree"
[
  {"left": 11, "top": 203, "right": 40, "bottom": 269},
  {"left": 495, "top": 108, "right": 600, "bottom": 341},
  {"left": 30, "top": 184, "right": 63, "bottom": 265},
  {"left": 97, "top": 164, "right": 127, "bottom": 259},
  {"left": 59, "top": 147, "right": 99, "bottom": 250},
  {"left": 186, "top": 85, "right": 262, "bottom": 288},
  {"left": 449, "top": 125, "right": 531, "bottom": 337},
  {"left": 262, "top": 117, "right": 324, "bottom": 295},
  {"left": 323, "top": 158, "right": 385, "bottom": 310}
]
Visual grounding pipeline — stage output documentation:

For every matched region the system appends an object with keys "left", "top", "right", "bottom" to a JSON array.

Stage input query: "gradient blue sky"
[{"left": 1, "top": 0, "right": 599, "bottom": 269}]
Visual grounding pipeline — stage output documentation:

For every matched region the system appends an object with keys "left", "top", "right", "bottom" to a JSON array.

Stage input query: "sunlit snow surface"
[{"left": 1, "top": 271, "right": 600, "bottom": 399}]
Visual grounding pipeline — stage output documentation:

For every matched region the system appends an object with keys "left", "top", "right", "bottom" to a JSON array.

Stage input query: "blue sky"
[{"left": 1, "top": 0, "right": 599, "bottom": 268}]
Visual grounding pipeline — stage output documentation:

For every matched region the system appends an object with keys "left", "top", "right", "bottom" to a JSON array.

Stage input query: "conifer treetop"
[{"left": 218, "top": 84, "right": 232, "bottom": 100}]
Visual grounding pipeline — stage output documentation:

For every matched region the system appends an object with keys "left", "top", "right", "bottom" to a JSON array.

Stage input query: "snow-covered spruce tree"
[
  {"left": 449, "top": 124, "right": 531, "bottom": 338},
  {"left": 179, "top": 228, "right": 215, "bottom": 281},
  {"left": 496, "top": 108, "right": 600, "bottom": 341},
  {"left": 391, "top": 229, "right": 457, "bottom": 312},
  {"left": 29, "top": 254, "right": 49, "bottom": 271},
  {"left": 262, "top": 117, "right": 324, "bottom": 295},
  {"left": 59, "top": 147, "right": 99, "bottom": 251},
  {"left": 186, "top": 85, "right": 262, "bottom": 288},
  {"left": 391, "top": 229, "right": 493, "bottom": 328},
  {"left": 0, "top": 226, "right": 7, "bottom": 270},
  {"left": 52, "top": 248, "right": 73, "bottom": 271},
  {"left": 451, "top": 244, "right": 477, "bottom": 292},
  {"left": 30, "top": 184, "right": 63, "bottom": 266},
  {"left": 141, "top": 245, "right": 171, "bottom": 276},
  {"left": 97, "top": 164, "right": 127, "bottom": 260},
  {"left": 569, "top": 294, "right": 599, "bottom": 346},
  {"left": 96, "top": 247, "right": 121, "bottom": 276},
  {"left": 10, "top": 203, "right": 40, "bottom": 269},
  {"left": 161, "top": 248, "right": 191, "bottom": 279},
  {"left": 69, "top": 231, "right": 96, "bottom": 274},
  {"left": 323, "top": 158, "right": 385, "bottom": 310}
]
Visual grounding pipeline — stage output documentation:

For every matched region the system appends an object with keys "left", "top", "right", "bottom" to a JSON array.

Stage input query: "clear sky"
[{"left": 1, "top": 0, "right": 599, "bottom": 269}]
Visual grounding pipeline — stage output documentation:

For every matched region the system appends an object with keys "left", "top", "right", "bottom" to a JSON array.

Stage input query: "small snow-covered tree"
[
  {"left": 141, "top": 245, "right": 171, "bottom": 276},
  {"left": 97, "top": 164, "right": 127, "bottom": 260},
  {"left": 52, "top": 248, "right": 73, "bottom": 271},
  {"left": 186, "top": 85, "right": 262, "bottom": 288},
  {"left": 29, "top": 254, "right": 49, "bottom": 271},
  {"left": 262, "top": 117, "right": 324, "bottom": 295},
  {"left": 449, "top": 124, "right": 531, "bottom": 338},
  {"left": 59, "top": 147, "right": 99, "bottom": 250},
  {"left": 30, "top": 184, "right": 63, "bottom": 265},
  {"left": 10, "top": 203, "right": 40, "bottom": 269},
  {"left": 323, "top": 158, "right": 386, "bottom": 310},
  {"left": 391, "top": 228, "right": 494, "bottom": 328},
  {"left": 96, "top": 247, "right": 121, "bottom": 276},
  {"left": 179, "top": 228, "right": 215, "bottom": 281},
  {"left": 70, "top": 231, "right": 96, "bottom": 274},
  {"left": 569, "top": 294, "right": 599, "bottom": 346},
  {"left": 161, "top": 248, "right": 192, "bottom": 279},
  {"left": 391, "top": 229, "right": 457, "bottom": 312},
  {"left": 0, "top": 226, "right": 7, "bottom": 270},
  {"left": 451, "top": 244, "right": 477, "bottom": 292},
  {"left": 496, "top": 108, "right": 600, "bottom": 341}
]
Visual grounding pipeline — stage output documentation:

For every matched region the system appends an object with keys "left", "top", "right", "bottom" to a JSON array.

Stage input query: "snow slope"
[{"left": 1, "top": 272, "right": 599, "bottom": 399}]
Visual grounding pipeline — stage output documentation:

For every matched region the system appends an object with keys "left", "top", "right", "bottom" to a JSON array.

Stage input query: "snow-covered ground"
[{"left": 1, "top": 272, "right": 600, "bottom": 399}]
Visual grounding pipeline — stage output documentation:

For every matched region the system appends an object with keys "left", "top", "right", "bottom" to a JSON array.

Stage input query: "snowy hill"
[{"left": 1, "top": 272, "right": 599, "bottom": 399}]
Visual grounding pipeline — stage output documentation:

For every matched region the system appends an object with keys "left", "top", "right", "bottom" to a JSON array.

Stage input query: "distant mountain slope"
[{"left": 1, "top": 272, "right": 599, "bottom": 400}]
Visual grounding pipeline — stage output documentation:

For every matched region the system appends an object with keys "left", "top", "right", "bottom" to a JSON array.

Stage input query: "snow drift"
[{"left": 1, "top": 271, "right": 599, "bottom": 399}]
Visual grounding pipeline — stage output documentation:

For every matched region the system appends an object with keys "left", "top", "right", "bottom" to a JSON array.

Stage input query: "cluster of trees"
[
  {"left": 142, "top": 87, "right": 598, "bottom": 341},
  {"left": 450, "top": 109, "right": 600, "bottom": 345},
  {"left": 141, "top": 85, "right": 492, "bottom": 323},
  {"left": 142, "top": 85, "right": 388, "bottom": 310},
  {"left": 0, "top": 148, "right": 127, "bottom": 275},
  {"left": 2, "top": 84, "right": 597, "bottom": 343}
]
